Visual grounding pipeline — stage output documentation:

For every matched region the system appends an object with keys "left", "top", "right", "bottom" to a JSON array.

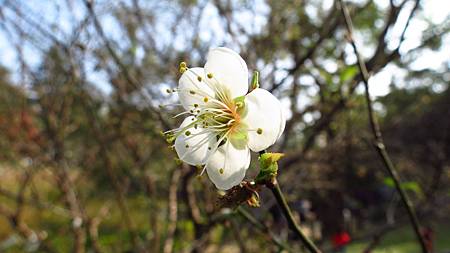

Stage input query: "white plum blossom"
[{"left": 166, "top": 47, "right": 285, "bottom": 190}]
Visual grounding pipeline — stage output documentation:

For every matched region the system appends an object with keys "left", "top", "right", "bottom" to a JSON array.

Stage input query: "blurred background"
[{"left": 0, "top": 0, "right": 449, "bottom": 252}]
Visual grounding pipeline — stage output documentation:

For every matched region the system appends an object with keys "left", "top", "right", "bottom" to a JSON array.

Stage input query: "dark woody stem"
[
  {"left": 236, "top": 207, "right": 293, "bottom": 252},
  {"left": 337, "top": 1, "right": 428, "bottom": 252},
  {"left": 259, "top": 151, "right": 322, "bottom": 253},
  {"left": 268, "top": 181, "right": 322, "bottom": 253}
]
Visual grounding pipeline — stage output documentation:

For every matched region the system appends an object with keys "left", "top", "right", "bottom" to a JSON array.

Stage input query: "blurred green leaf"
[
  {"left": 383, "top": 177, "right": 424, "bottom": 198},
  {"left": 340, "top": 65, "right": 358, "bottom": 83}
]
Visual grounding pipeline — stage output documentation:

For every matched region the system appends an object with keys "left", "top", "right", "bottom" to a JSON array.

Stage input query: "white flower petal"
[
  {"left": 178, "top": 67, "right": 215, "bottom": 110},
  {"left": 206, "top": 141, "right": 250, "bottom": 190},
  {"left": 242, "top": 88, "right": 284, "bottom": 152},
  {"left": 175, "top": 116, "right": 215, "bottom": 166},
  {"left": 204, "top": 47, "right": 248, "bottom": 99},
  {"left": 278, "top": 105, "right": 286, "bottom": 139}
]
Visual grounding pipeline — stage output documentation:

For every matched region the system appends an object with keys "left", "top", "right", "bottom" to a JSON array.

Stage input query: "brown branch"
[
  {"left": 163, "top": 166, "right": 182, "bottom": 253},
  {"left": 83, "top": 0, "right": 171, "bottom": 130},
  {"left": 270, "top": 0, "right": 341, "bottom": 92},
  {"left": 59, "top": 58, "right": 145, "bottom": 251},
  {"left": 337, "top": 1, "right": 428, "bottom": 252},
  {"left": 362, "top": 228, "right": 390, "bottom": 253},
  {"left": 54, "top": 162, "right": 86, "bottom": 253},
  {"left": 0, "top": 186, "right": 57, "bottom": 253},
  {"left": 218, "top": 171, "right": 320, "bottom": 252},
  {"left": 230, "top": 217, "right": 247, "bottom": 253},
  {"left": 281, "top": 0, "right": 420, "bottom": 170},
  {"left": 86, "top": 204, "right": 110, "bottom": 253},
  {"left": 83, "top": 107, "right": 144, "bottom": 252},
  {"left": 0, "top": 184, "right": 71, "bottom": 217},
  {"left": 236, "top": 207, "right": 293, "bottom": 252},
  {"left": 181, "top": 167, "right": 203, "bottom": 225},
  {"left": 268, "top": 180, "right": 322, "bottom": 253}
]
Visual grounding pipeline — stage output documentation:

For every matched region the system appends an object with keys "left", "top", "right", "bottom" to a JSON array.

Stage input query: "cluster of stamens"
[{"left": 163, "top": 62, "right": 243, "bottom": 163}]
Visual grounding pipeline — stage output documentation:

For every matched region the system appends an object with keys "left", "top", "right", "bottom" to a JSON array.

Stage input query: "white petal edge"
[
  {"left": 206, "top": 141, "right": 250, "bottom": 190},
  {"left": 178, "top": 67, "right": 215, "bottom": 110},
  {"left": 174, "top": 116, "right": 215, "bottom": 166},
  {"left": 242, "top": 88, "right": 284, "bottom": 152},
  {"left": 278, "top": 103, "right": 286, "bottom": 139},
  {"left": 204, "top": 47, "right": 248, "bottom": 99}
]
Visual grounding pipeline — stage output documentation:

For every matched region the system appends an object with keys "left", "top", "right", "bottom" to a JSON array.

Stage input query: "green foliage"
[
  {"left": 339, "top": 65, "right": 358, "bottom": 83},
  {"left": 347, "top": 223, "right": 450, "bottom": 253},
  {"left": 383, "top": 177, "right": 424, "bottom": 199}
]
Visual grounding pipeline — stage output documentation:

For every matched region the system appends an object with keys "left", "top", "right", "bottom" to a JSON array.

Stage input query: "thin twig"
[
  {"left": 270, "top": 0, "right": 340, "bottom": 92},
  {"left": 83, "top": 0, "right": 171, "bottom": 130},
  {"left": 163, "top": 166, "right": 182, "bottom": 253},
  {"left": 337, "top": 1, "right": 428, "bottom": 252},
  {"left": 230, "top": 217, "right": 247, "bottom": 253},
  {"left": 281, "top": 0, "right": 420, "bottom": 170},
  {"left": 54, "top": 163, "right": 86, "bottom": 253},
  {"left": 236, "top": 207, "right": 293, "bottom": 252},
  {"left": 269, "top": 180, "right": 322, "bottom": 253}
]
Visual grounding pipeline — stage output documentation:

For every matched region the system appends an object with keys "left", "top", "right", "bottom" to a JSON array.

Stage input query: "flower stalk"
[
  {"left": 259, "top": 150, "right": 322, "bottom": 253},
  {"left": 269, "top": 180, "right": 322, "bottom": 253},
  {"left": 218, "top": 151, "right": 322, "bottom": 253}
]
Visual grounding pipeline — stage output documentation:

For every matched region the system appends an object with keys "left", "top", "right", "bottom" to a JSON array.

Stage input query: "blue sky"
[{"left": 0, "top": 0, "right": 448, "bottom": 99}]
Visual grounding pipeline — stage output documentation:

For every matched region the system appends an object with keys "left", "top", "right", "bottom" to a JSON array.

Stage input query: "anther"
[
  {"left": 194, "top": 103, "right": 199, "bottom": 108},
  {"left": 197, "top": 76, "right": 202, "bottom": 82},
  {"left": 207, "top": 73, "right": 213, "bottom": 79},
  {"left": 189, "top": 90, "right": 196, "bottom": 95},
  {"left": 179, "top": 67, "right": 187, "bottom": 73},
  {"left": 185, "top": 131, "right": 191, "bottom": 136},
  {"left": 179, "top": 62, "right": 187, "bottom": 68},
  {"left": 185, "top": 144, "right": 189, "bottom": 148},
  {"left": 203, "top": 97, "right": 209, "bottom": 103},
  {"left": 257, "top": 128, "right": 263, "bottom": 135},
  {"left": 219, "top": 168, "right": 224, "bottom": 174},
  {"left": 166, "top": 88, "right": 171, "bottom": 93}
]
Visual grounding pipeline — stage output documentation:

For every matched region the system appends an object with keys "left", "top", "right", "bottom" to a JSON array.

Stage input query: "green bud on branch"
[
  {"left": 255, "top": 152, "right": 284, "bottom": 185},
  {"left": 251, "top": 70, "right": 259, "bottom": 91}
]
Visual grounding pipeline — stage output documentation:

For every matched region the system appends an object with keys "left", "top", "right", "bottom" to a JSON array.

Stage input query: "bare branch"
[{"left": 338, "top": 1, "right": 428, "bottom": 252}]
